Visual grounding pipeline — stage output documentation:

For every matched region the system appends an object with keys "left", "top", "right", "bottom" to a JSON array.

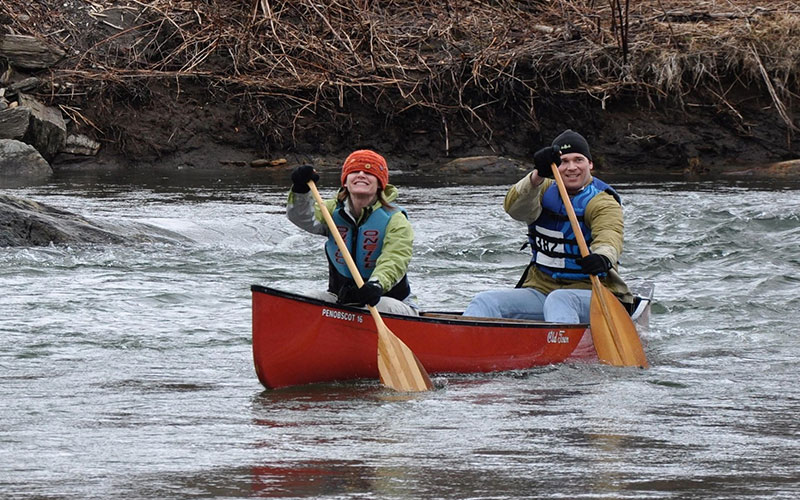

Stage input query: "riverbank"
[{"left": 2, "top": 1, "right": 799, "bottom": 178}]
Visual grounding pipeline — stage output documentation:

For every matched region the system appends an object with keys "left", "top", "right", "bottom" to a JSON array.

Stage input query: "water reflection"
[{"left": 251, "top": 461, "right": 374, "bottom": 498}]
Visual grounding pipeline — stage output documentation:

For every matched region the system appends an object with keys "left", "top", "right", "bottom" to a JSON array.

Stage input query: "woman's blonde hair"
[{"left": 337, "top": 187, "right": 394, "bottom": 209}]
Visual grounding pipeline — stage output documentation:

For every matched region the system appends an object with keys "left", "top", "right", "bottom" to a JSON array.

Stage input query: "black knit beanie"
[{"left": 552, "top": 130, "right": 592, "bottom": 161}]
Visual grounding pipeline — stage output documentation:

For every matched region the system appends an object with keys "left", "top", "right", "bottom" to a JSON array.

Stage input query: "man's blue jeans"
[{"left": 463, "top": 287, "right": 592, "bottom": 323}]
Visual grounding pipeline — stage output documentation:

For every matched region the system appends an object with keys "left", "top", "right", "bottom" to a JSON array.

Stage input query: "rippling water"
[{"left": 2, "top": 168, "right": 799, "bottom": 499}]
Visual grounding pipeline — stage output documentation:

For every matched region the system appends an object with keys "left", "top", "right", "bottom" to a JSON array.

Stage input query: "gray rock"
[
  {"left": 0, "top": 106, "right": 30, "bottom": 140},
  {"left": 0, "top": 94, "right": 69, "bottom": 161},
  {"left": 0, "top": 193, "right": 190, "bottom": 247},
  {"left": 0, "top": 34, "right": 65, "bottom": 70},
  {"left": 18, "top": 93, "right": 66, "bottom": 161},
  {"left": 0, "top": 193, "right": 132, "bottom": 247},
  {"left": 6, "top": 76, "right": 42, "bottom": 95},
  {"left": 0, "top": 138, "right": 53, "bottom": 179},
  {"left": 61, "top": 134, "right": 101, "bottom": 156}
]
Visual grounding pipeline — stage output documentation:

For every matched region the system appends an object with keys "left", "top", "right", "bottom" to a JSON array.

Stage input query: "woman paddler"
[{"left": 286, "top": 149, "right": 418, "bottom": 316}]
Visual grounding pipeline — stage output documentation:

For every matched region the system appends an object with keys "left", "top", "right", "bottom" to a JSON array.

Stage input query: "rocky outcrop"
[
  {"left": 0, "top": 193, "right": 128, "bottom": 246},
  {"left": 0, "top": 34, "right": 99, "bottom": 181},
  {"left": 0, "top": 193, "right": 187, "bottom": 247}
]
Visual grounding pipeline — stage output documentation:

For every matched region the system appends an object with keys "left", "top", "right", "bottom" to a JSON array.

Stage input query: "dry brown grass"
[{"left": 2, "top": 0, "right": 798, "bottom": 152}]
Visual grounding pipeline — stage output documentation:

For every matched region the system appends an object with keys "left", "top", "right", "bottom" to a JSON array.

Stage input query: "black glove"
[
  {"left": 575, "top": 253, "right": 612, "bottom": 275},
  {"left": 290, "top": 165, "right": 320, "bottom": 193},
  {"left": 533, "top": 145, "right": 561, "bottom": 178},
  {"left": 336, "top": 280, "right": 383, "bottom": 307}
]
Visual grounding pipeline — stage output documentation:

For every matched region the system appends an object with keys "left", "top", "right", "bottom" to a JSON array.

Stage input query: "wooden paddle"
[
  {"left": 307, "top": 181, "right": 433, "bottom": 392},
  {"left": 550, "top": 163, "right": 649, "bottom": 368}
]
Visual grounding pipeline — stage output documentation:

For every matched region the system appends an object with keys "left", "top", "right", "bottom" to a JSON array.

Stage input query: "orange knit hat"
[{"left": 340, "top": 149, "right": 389, "bottom": 188}]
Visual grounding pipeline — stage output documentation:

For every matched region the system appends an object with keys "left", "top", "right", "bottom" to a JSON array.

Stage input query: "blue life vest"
[
  {"left": 325, "top": 201, "right": 411, "bottom": 300},
  {"left": 527, "top": 179, "right": 621, "bottom": 280}
]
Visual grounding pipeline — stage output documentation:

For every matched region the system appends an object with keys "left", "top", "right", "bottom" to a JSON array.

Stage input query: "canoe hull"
[{"left": 252, "top": 285, "right": 652, "bottom": 389}]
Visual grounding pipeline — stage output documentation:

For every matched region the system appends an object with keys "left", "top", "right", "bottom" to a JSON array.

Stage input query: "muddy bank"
[{"left": 2, "top": 1, "right": 798, "bottom": 178}]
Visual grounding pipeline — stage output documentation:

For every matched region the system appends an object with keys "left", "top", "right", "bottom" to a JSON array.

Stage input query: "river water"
[{"left": 2, "top": 167, "right": 799, "bottom": 499}]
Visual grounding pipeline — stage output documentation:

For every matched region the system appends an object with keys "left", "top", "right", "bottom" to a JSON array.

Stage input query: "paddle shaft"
[
  {"left": 549, "top": 165, "right": 591, "bottom": 258},
  {"left": 308, "top": 186, "right": 368, "bottom": 291},
  {"left": 306, "top": 181, "right": 433, "bottom": 390},
  {"left": 549, "top": 163, "right": 647, "bottom": 367}
]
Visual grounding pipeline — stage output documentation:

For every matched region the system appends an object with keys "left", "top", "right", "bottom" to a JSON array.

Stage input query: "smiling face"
[
  {"left": 557, "top": 153, "right": 593, "bottom": 192},
  {"left": 344, "top": 170, "right": 380, "bottom": 196}
]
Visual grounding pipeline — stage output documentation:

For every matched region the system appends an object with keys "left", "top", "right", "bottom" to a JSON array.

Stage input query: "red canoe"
[{"left": 251, "top": 284, "right": 653, "bottom": 389}]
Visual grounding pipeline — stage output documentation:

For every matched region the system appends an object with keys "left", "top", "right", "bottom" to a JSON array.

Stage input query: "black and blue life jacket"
[{"left": 526, "top": 179, "right": 621, "bottom": 280}]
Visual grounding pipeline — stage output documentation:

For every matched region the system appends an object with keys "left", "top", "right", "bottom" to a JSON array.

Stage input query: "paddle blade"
[
  {"left": 590, "top": 282, "right": 649, "bottom": 368},
  {"left": 376, "top": 323, "right": 433, "bottom": 392}
]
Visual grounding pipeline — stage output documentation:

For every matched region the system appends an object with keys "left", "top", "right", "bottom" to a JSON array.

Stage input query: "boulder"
[
  {"left": 0, "top": 193, "right": 129, "bottom": 247},
  {"left": 0, "top": 138, "right": 52, "bottom": 179},
  {"left": 18, "top": 93, "right": 66, "bottom": 161},
  {"left": 0, "top": 105, "right": 29, "bottom": 140},
  {"left": 0, "top": 193, "right": 189, "bottom": 247}
]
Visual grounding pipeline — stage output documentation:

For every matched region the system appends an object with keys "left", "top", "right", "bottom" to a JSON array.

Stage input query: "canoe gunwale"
[
  {"left": 250, "top": 284, "right": 588, "bottom": 329},
  {"left": 250, "top": 283, "right": 653, "bottom": 326}
]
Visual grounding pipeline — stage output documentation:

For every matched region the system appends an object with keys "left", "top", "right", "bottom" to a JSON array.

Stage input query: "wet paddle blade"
[
  {"left": 376, "top": 322, "right": 433, "bottom": 392},
  {"left": 589, "top": 280, "right": 649, "bottom": 368}
]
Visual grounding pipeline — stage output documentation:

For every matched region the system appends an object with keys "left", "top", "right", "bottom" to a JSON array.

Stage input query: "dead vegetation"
[{"left": 2, "top": 0, "right": 799, "bottom": 161}]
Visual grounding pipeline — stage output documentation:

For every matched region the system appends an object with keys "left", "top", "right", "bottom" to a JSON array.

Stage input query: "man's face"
[{"left": 557, "top": 153, "right": 593, "bottom": 192}]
